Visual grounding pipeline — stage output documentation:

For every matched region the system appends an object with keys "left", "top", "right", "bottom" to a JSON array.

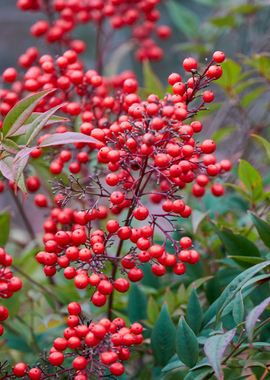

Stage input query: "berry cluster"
[
  {"left": 0, "top": 1, "right": 231, "bottom": 374},
  {"left": 24, "top": 52, "right": 230, "bottom": 305},
  {"left": 9, "top": 303, "right": 142, "bottom": 379},
  {"left": 17, "top": 0, "right": 170, "bottom": 62},
  {"left": 0, "top": 248, "right": 23, "bottom": 336}
]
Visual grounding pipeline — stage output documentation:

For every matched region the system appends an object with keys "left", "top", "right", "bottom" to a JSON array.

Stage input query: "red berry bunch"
[
  {"left": 27, "top": 52, "right": 230, "bottom": 310},
  {"left": 17, "top": 0, "right": 170, "bottom": 62},
  {"left": 11, "top": 302, "right": 142, "bottom": 379},
  {"left": 0, "top": 248, "right": 23, "bottom": 335}
]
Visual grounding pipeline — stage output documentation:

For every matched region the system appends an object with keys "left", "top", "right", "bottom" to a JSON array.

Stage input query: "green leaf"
[
  {"left": 128, "top": 284, "right": 147, "bottom": 323},
  {"left": 186, "top": 288, "right": 202, "bottom": 335},
  {"left": 238, "top": 159, "right": 263, "bottom": 202},
  {"left": 165, "top": 288, "right": 176, "bottom": 314},
  {"left": 240, "top": 86, "right": 267, "bottom": 107},
  {"left": 252, "top": 134, "right": 270, "bottom": 162},
  {"left": 186, "top": 276, "right": 213, "bottom": 296},
  {"left": 1, "top": 138, "right": 20, "bottom": 154},
  {"left": 2, "top": 89, "right": 55, "bottom": 137},
  {"left": 147, "top": 296, "right": 159, "bottom": 325},
  {"left": 232, "top": 4, "right": 261, "bottom": 14},
  {"left": 162, "top": 356, "right": 184, "bottom": 373},
  {"left": 203, "top": 260, "right": 270, "bottom": 326},
  {"left": 216, "top": 59, "right": 242, "bottom": 90},
  {"left": 246, "top": 296, "right": 270, "bottom": 341},
  {"left": 11, "top": 112, "right": 68, "bottom": 137},
  {"left": 204, "top": 329, "right": 236, "bottom": 380},
  {"left": 229, "top": 256, "right": 265, "bottom": 266},
  {"left": 191, "top": 210, "right": 208, "bottom": 233},
  {"left": 176, "top": 316, "right": 199, "bottom": 368},
  {"left": 166, "top": 1, "right": 200, "bottom": 39},
  {"left": 211, "top": 15, "right": 237, "bottom": 28},
  {"left": 215, "top": 227, "right": 260, "bottom": 257},
  {"left": 151, "top": 304, "right": 176, "bottom": 366},
  {"left": 142, "top": 61, "right": 164, "bottom": 98},
  {"left": 211, "top": 126, "right": 235, "bottom": 144},
  {"left": 0, "top": 212, "right": 10, "bottom": 246},
  {"left": 250, "top": 212, "right": 270, "bottom": 249},
  {"left": 184, "top": 367, "right": 213, "bottom": 380},
  {"left": 245, "top": 54, "right": 270, "bottom": 81},
  {"left": 232, "top": 291, "right": 244, "bottom": 325},
  {"left": 25, "top": 103, "right": 65, "bottom": 146}
]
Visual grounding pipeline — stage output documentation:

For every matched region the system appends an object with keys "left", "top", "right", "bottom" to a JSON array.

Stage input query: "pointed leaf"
[
  {"left": 246, "top": 296, "right": 270, "bottom": 341},
  {"left": 238, "top": 159, "right": 263, "bottom": 202},
  {"left": 232, "top": 291, "right": 244, "bottom": 325},
  {"left": 252, "top": 134, "right": 270, "bottom": 161},
  {"left": 184, "top": 367, "right": 213, "bottom": 380},
  {"left": 176, "top": 316, "right": 199, "bottom": 368},
  {"left": 215, "top": 227, "right": 260, "bottom": 257},
  {"left": 151, "top": 304, "right": 176, "bottom": 366},
  {"left": 26, "top": 103, "right": 65, "bottom": 145},
  {"left": 40, "top": 132, "right": 98, "bottom": 147},
  {"left": 11, "top": 113, "right": 68, "bottom": 137},
  {"left": 162, "top": 356, "right": 184, "bottom": 373},
  {"left": 3, "top": 89, "right": 55, "bottom": 137},
  {"left": 128, "top": 284, "right": 147, "bottom": 323},
  {"left": 186, "top": 288, "right": 202, "bottom": 335},
  {"left": 228, "top": 256, "right": 265, "bottom": 266},
  {"left": 203, "top": 260, "right": 270, "bottom": 326},
  {"left": 250, "top": 212, "right": 270, "bottom": 249},
  {"left": 204, "top": 329, "right": 236, "bottom": 380}
]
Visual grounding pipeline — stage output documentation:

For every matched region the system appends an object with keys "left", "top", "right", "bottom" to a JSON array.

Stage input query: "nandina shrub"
[{"left": 0, "top": 1, "right": 270, "bottom": 380}]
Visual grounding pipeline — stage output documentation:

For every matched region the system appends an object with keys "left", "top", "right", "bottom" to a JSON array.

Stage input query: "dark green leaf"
[
  {"left": 162, "top": 356, "right": 184, "bottom": 373},
  {"left": 0, "top": 212, "right": 10, "bottom": 246},
  {"left": 204, "top": 329, "right": 236, "bottom": 380},
  {"left": 250, "top": 212, "right": 270, "bottom": 249},
  {"left": 232, "top": 291, "right": 244, "bottom": 325},
  {"left": 246, "top": 296, "right": 270, "bottom": 341},
  {"left": 128, "top": 284, "right": 147, "bottom": 323},
  {"left": 184, "top": 367, "right": 213, "bottom": 380},
  {"left": 203, "top": 261, "right": 270, "bottom": 326},
  {"left": 186, "top": 288, "right": 202, "bottom": 335},
  {"left": 176, "top": 316, "right": 199, "bottom": 368},
  {"left": 2, "top": 89, "right": 55, "bottom": 137},
  {"left": 215, "top": 227, "right": 260, "bottom": 257},
  {"left": 151, "top": 304, "right": 176, "bottom": 366},
  {"left": 229, "top": 256, "right": 265, "bottom": 266}
]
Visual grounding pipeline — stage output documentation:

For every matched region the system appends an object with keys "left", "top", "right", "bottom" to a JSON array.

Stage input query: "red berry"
[
  {"left": 110, "top": 362, "right": 125, "bottom": 376},
  {"left": 13, "top": 363, "right": 28, "bottom": 377},
  {"left": 213, "top": 50, "right": 226, "bottom": 63},
  {"left": 183, "top": 57, "right": 198, "bottom": 72}
]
